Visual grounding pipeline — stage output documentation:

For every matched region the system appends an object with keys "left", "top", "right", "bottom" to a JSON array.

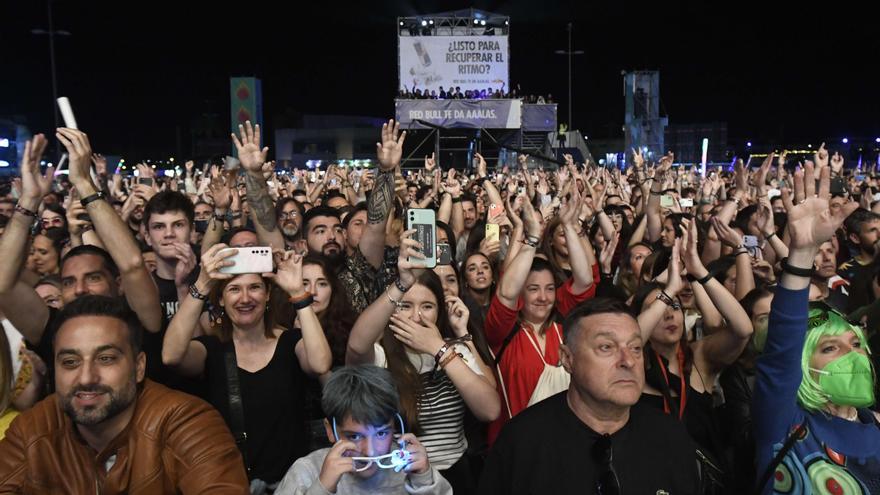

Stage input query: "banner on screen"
[
  {"left": 399, "top": 36, "right": 509, "bottom": 93},
  {"left": 395, "top": 99, "right": 522, "bottom": 129}
]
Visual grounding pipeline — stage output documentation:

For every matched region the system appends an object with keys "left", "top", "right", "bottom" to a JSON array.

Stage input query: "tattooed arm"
[
  {"left": 232, "top": 121, "right": 286, "bottom": 250},
  {"left": 361, "top": 119, "right": 407, "bottom": 269}
]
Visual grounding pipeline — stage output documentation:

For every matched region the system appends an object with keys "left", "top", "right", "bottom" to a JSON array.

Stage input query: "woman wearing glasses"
[{"left": 754, "top": 172, "right": 880, "bottom": 493}]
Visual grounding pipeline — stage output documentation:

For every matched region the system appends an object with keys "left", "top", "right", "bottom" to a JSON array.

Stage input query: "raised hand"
[
  {"left": 173, "top": 242, "right": 198, "bottom": 287},
  {"left": 787, "top": 165, "right": 858, "bottom": 250},
  {"left": 195, "top": 244, "right": 238, "bottom": 289},
  {"left": 207, "top": 174, "right": 232, "bottom": 211},
  {"left": 680, "top": 218, "right": 707, "bottom": 277},
  {"left": 19, "top": 134, "right": 52, "bottom": 202},
  {"left": 521, "top": 194, "right": 543, "bottom": 238},
  {"left": 267, "top": 250, "right": 305, "bottom": 296},
  {"left": 56, "top": 128, "right": 94, "bottom": 191},
  {"left": 814, "top": 142, "right": 829, "bottom": 170},
  {"left": 91, "top": 153, "right": 108, "bottom": 177},
  {"left": 445, "top": 295, "right": 471, "bottom": 337},
  {"left": 599, "top": 233, "right": 619, "bottom": 274},
  {"left": 475, "top": 152, "right": 488, "bottom": 178},
  {"left": 231, "top": 120, "right": 269, "bottom": 175},
  {"left": 397, "top": 229, "right": 426, "bottom": 288},
  {"left": 424, "top": 152, "right": 436, "bottom": 173},
  {"left": 710, "top": 216, "right": 744, "bottom": 249},
  {"left": 376, "top": 119, "right": 406, "bottom": 172}
]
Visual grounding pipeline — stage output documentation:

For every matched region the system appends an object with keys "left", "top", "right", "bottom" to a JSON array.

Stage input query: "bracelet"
[
  {"left": 440, "top": 351, "right": 462, "bottom": 369},
  {"left": 764, "top": 231, "right": 777, "bottom": 240},
  {"left": 649, "top": 190, "right": 662, "bottom": 196},
  {"left": 292, "top": 295, "right": 315, "bottom": 311},
  {"left": 387, "top": 291, "right": 403, "bottom": 307},
  {"left": 230, "top": 211, "right": 243, "bottom": 220},
  {"left": 780, "top": 257, "right": 815, "bottom": 277},
  {"left": 735, "top": 250, "right": 750, "bottom": 257},
  {"left": 394, "top": 278, "right": 411, "bottom": 293},
  {"left": 656, "top": 290, "right": 681, "bottom": 310},
  {"left": 434, "top": 342, "right": 452, "bottom": 366},
  {"left": 686, "top": 272, "right": 713, "bottom": 285},
  {"left": 80, "top": 191, "right": 106, "bottom": 208},
  {"left": 729, "top": 197, "right": 742, "bottom": 207},
  {"left": 188, "top": 284, "right": 209, "bottom": 301},
  {"left": 14, "top": 204, "right": 37, "bottom": 217},
  {"left": 288, "top": 292, "right": 312, "bottom": 304},
  {"left": 521, "top": 237, "right": 539, "bottom": 248},
  {"left": 451, "top": 196, "right": 462, "bottom": 203}
]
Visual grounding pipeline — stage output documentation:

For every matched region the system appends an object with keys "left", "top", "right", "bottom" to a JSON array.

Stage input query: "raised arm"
[
  {"left": 637, "top": 239, "right": 684, "bottom": 343},
  {"left": 710, "top": 216, "right": 756, "bottom": 300},
  {"left": 0, "top": 135, "right": 51, "bottom": 344},
  {"left": 680, "top": 220, "right": 753, "bottom": 371},
  {"left": 753, "top": 162, "right": 857, "bottom": 489},
  {"left": 497, "top": 197, "right": 542, "bottom": 308},
  {"left": 346, "top": 229, "right": 423, "bottom": 365},
  {"left": 646, "top": 152, "right": 673, "bottom": 242},
  {"left": 560, "top": 188, "right": 594, "bottom": 293},
  {"left": 268, "top": 250, "right": 332, "bottom": 376},
  {"left": 361, "top": 120, "right": 405, "bottom": 269},
  {"left": 162, "top": 245, "right": 236, "bottom": 376},
  {"left": 58, "top": 128, "right": 163, "bottom": 334},
  {"left": 233, "top": 121, "right": 285, "bottom": 251},
  {"left": 201, "top": 174, "right": 233, "bottom": 255}
]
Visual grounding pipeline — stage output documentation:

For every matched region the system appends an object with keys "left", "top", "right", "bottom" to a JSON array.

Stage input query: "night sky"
[{"left": 4, "top": 0, "right": 880, "bottom": 159}]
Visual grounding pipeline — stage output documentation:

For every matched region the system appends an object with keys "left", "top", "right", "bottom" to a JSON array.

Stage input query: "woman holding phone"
[{"left": 162, "top": 244, "right": 332, "bottom": 489}]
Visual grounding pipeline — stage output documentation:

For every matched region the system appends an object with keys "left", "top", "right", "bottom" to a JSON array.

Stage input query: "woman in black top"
[{"left": 162, "top": 244, "right": 331, "bottom": 486}]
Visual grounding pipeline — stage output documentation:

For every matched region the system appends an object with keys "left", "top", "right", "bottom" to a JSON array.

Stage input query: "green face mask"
[{"left": 810, "top": 351, "right": 876, "bottom": 408}]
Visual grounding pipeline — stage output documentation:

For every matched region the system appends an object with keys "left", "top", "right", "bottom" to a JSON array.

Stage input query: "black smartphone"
[{"left": 137, "top": 177, "right": 154, "bottom": 187}]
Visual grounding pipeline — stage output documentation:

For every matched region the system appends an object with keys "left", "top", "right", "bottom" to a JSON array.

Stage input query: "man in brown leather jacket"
[{"left": 0, "top": 295, "right": 249, "bottom": 494}]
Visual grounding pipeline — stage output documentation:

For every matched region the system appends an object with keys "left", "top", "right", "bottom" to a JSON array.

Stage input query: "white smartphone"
[
  {"left": 218, "top": 246, "right": 274, "bottom": 274},
  {"left": 768, "top": 188, "right": 781, "bottom": 199},
  {"left": 679, "top": 198, "right": 694, "bottom": 208},
  {"left": 406, "top": 209, "right": 436, "bottom": 268}
]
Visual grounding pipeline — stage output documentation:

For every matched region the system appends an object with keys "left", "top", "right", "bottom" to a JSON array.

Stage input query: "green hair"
[{"left": 797, "top": 305, "right": 871, "bottom": 412}]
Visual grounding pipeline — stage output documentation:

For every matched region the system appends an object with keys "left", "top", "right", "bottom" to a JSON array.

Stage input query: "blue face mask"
[{"left": 332, "top": 413, "right": 412, "bottom": 472}]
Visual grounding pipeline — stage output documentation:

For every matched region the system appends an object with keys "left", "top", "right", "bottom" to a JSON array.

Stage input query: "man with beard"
[
  {"left": 837, "top": 208, "right": 880, "bottom": 312},
  {"left": 837, "top": 208, "right": 880, "bottom": 283},
  {"left": 0, "top": 295, "right": 249, "bottom": 493},
  {"left": 234, "top": 119, "right": 405, "bottom": 313},
  {"left": 276, "top": 197, "right": 304, "bottom": 250}
]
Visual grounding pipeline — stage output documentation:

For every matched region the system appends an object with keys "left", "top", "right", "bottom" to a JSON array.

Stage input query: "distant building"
[{"left": 665, "top": 122, "right": 729, "bottom": 164}]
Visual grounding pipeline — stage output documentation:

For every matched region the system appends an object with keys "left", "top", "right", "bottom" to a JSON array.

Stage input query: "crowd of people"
[
  {"left": 398, "top": 84, "right": 553, "bottom": 104},
  {"left": 0, "top": 117, "right": 878, "bottom": 494}
]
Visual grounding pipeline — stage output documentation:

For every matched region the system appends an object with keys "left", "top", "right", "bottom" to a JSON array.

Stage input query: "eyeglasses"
[
  {"left": 279, "top": 211, "right": 299, "bottom": 220},
  {"left": 592, "top": 434, "right": 621, "bottom": 495}
]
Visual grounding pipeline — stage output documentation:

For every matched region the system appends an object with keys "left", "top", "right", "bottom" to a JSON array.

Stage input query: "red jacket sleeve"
[
  {"left": 556, "top": 263, "right": 598, "bottom": 316},
  {"left": 485, "top": 294, "right": 522, "bottom": 353}
]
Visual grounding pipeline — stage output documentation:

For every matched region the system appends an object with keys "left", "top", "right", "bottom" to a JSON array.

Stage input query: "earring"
[{"left": 214, "top": 308, "right": 226, "bottom": 325}]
